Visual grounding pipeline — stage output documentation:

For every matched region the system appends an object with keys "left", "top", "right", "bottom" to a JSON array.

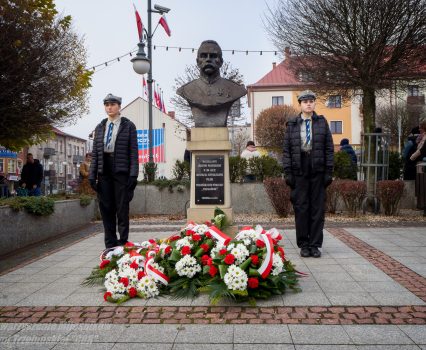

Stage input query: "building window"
[
  {"left": 327, "top": 95, "right": 342, "bottom": 108},
  {"left": 68, "top": 144, "right": 72, "bottom": 155},
  {"left": 330, "top": 121, "right": 343, "bottom": 134},
  {"left": 0, "top": 159, "right": 4, "bottom": 173},
  {"left": 7, "top": 159, "right": 16, "bottom": 173},
  {"left": 272, "top": 96, "right": 284, "bottom": 106},
  {"left": 408, "top": 85, "right": 420, "bottom": 96},
  {"left": 60, "top": 141, "right": 63, "bottom": 153}
]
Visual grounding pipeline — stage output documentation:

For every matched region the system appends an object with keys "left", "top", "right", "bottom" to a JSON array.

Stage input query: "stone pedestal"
[{"left": 187, "top": 127, "right": 233, "bottom": 223}]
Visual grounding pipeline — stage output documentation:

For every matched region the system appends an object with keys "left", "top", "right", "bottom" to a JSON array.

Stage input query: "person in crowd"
[
  {"left": 21, "top": 153, "right": 43, "bottom": 196},
  {"left": 240, "top": 140, "right": 260, "bottom": 182},
  {"left": 0, "top": 173, "right": 10, "bottom": 197},
  {"left": 16, "top": 180, "right": 28, "bottom": 197},
  {"left": 89, "top": 94, "right": 139, "bottom": 249},
  {"left": 283, "top": 90, "right": 334, "bottom": 258},
  {"left": 410, "top": 120, "right": 426, "bottom": 163},
  {"left": 340, "top": 138, "right": 357, "bottom": 180},
  {"left": 78, "top": 153, "right": 95, "bottom": 195},
  {"left": 403, "top": 126, "right": 420, "bottom": 180}
]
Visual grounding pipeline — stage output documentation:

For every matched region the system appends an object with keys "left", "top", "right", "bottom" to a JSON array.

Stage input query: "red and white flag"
[
  {"left": 158, "top": 14, "right": 171, "bottom": 36},
  {"left": 133, "top": 4, "right": 143, "bottom": 41},
  {"left": 161, "top": 91, "right": 166, "bottom": 113},
  {"left": 142, "top": 77, "right": 148, "bottom": 99}
]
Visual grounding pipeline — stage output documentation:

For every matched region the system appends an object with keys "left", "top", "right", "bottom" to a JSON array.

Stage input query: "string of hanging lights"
[{"left": 89, "top": 45, "right": 279, "bottom": 72}]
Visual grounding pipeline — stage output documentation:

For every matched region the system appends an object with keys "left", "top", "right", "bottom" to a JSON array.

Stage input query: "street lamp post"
[{"left": 131, "top": 1, "right": 170, "bottom": 163}]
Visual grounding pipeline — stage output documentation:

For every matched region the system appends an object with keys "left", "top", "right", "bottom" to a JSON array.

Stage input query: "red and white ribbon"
[
  {"left": 208, "top": 226, "right": 231, "bottom": 246},
  {"left": 145, "top": 250, "right": 169, "bottom": 285},
  {"left": 257, "top": 232, "right": 274, "bottom": 279}
]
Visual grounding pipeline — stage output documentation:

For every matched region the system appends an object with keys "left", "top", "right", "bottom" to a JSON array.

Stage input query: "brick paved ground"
[{"left": 0, "top": 305, "right": 425, "bottom": 325}]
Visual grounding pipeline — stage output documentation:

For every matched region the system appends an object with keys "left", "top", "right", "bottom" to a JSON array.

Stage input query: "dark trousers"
[
  {"left": 98, "top": 154, "right": 130, "bottom": 248},
  {"left": 290, "top": 152, "right": 325, "bottom": 248}
]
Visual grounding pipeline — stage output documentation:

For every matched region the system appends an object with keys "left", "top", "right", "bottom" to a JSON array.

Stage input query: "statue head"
[{"left": 196, "top": 40, "right": 223, "bottom": 80}]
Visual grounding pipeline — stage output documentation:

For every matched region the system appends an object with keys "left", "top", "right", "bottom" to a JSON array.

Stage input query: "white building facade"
[{"left": 121, "top": 97, "right": 188, "bottom": 179}]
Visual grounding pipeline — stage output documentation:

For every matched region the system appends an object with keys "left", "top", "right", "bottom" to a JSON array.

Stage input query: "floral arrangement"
[{"left": 84, "top": 211, "right": 300, "bottom": 305}]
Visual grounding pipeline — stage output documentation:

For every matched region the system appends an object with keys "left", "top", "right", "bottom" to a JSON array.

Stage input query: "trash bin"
[{"left": 415, "top": 161, "right": 426, "bottom": 215}]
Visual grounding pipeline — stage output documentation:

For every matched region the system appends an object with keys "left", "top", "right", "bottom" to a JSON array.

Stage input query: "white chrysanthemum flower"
[
  {"left": 117, "top": 266, "right": 139, "bottom": 285},
  {"left": 138, "top": 241, "right": 153, "bottom": 249},
  {"left": 235, "top": 229, "right": 259, "bottom": 245},
  {"left": 228, "top": 243, "right": 250, "bottom": 265},
  {"left": 175, "top": 255, "right": 201, "bottom": 278},
  {"left": 176, "top": 237, "right": 193, "bottom": 250},
  {"left": 210, "top": 242, "right": 226, "bottom": 258},
  {"left": 271, "top": 253, "right": 284, "bottom": 276},
  {"left": 107, "top": 281, "right": 126, "bottom": 294},
  {"left": 117, "top": 254, "right": 133, "bottom": 268},
  {"left": 136, "top": 276, "right": 159, "bottom": 298},
  {"left": 105, "top": 270, "right": 118, "bottom": 282},
  {"left": 110, "top": 292, "right": 124, "bottom": 300},
  {"left": 194, "top": 224, "right": 209, "bottom": 235},
  {"left": 224, "top": 264, "right": 248, "bottom": 291}
]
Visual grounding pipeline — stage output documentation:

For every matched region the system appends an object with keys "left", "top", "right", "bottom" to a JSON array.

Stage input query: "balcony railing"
[
  {"left": 72, "top": 155, "right": 84, "bottom": 163},
  {"left": 43, "top": 147, "right": 56, "bottom": 157}
]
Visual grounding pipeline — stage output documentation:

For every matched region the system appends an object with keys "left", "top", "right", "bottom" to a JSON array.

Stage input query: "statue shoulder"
[
  {"left": 176, "top": 79, "right": 200, "bottom": 98},
  {"left": 220, "top": 78, "right": 247, "bottom": 98}
]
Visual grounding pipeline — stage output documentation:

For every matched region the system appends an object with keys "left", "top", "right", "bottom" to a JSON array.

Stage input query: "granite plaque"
[{"left": 195, "top": 155, "right": 224, "bottom": 204}]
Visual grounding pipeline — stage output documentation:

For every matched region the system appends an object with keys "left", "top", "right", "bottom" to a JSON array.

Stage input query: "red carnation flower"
[
  {"left": 186, "top": 229, "right": 195, "bottom": 236},
  {"left": 119, "top": 277, "right": 129, "bottom": 287},
  {"left": 99, "top": 260, "right": 110, "bottom": 270},
  {"left": 207, "top": 257, "right": 213, "bottom": 266},
  {"left": 209, "top": 265, "right": 218, "bottom": 277},
  {"left": 192, "top": 234, "right": 201, "bottom": 241},
  {"left": 204, "top": 221, "right": 212, "bottom": 226},
  {"left": 205, "top": 231, "right": 212, "bottom": 238},
  {"left": 128, "top": 287, "right": 137, "bottom": 298},
  {"left": 219, "top": 249, "right": 227, "bottom": 255},
  {"left": 248, "top": 277, "right": 259, "bottom": 289},
  {"left": 200, "top": 244, "right": 210, "bottom": 252},
  {"left": 148, "top": 239, "right": 156, "bottom": 244},
  {"left": 164, "top": 246, "right": 172, "bottom": 255},
  {"left": 130, "top": 261, "right": 139, "bottom": 270},
  {"left": 103, "top": 291, "right": 112, "bottom": 301},
  {"left": 124, "top": 242, "right": 135, "bottom": 248},
  {"left": 224, "top": 254, "right": 235, "bottom": 265},
  {"left": 201, "top": 254, "right": 210, "bottom": 265},
  {"left": 250, "top": 255, "right": 259, "bottom": 265},
  {"left": 256, "top": 239, "right": 265, "bottom": 248},
  {"left": 169, "top": 235, "right": 180, "bottom": 241},
  {"left": 276, "top": 234, "right": 283, "bottom": 241},
  {"left": 138, "top": 270, "right": 146, "bottom": 280},
  {"left": 181, "top": 246, "right": 191, "bottom": 256}
]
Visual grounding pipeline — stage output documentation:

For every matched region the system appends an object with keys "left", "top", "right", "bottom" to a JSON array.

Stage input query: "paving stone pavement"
[{"left": 0, "top": 223, "right": 425, "bottom": 348}]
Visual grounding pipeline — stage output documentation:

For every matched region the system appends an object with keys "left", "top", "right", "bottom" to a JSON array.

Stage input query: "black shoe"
[
  {"left": 310, "top": 247, "right": 321, "bottom": 258},
  {"left": 300, "top": 248, "right": 310, "bottom": 257}
]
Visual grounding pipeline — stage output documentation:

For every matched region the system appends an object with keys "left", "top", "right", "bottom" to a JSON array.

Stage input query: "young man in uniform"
[
  {"left": 283, "top": 90, "right": 334, "bottom": 258},
  {"left": 89, "top": 94, "right": 139, "bottom": 248}
]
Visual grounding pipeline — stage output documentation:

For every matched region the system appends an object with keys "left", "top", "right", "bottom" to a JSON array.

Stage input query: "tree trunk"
[{"left": 362, "top": 88, "right": 379, "bottom": 212}]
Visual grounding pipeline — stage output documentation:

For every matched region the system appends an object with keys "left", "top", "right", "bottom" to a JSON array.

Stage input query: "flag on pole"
[
  {"left": 158, "top": 15, "right": 171, "bottom": 36},
  {"left": 142, "top": 77, "right": 148, "bottom": 99},
  {"left": 133, "top": 4, "right": 143, "bottom": 41},
  {"left": 154, "top": 86, "right": 160, "bottom": 108},
  {"left": 161, "top": 90, "right": 166, "bottom": 113}
]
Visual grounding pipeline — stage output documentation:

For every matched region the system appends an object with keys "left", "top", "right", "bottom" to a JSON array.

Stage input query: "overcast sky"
[{"left": 55, "top": 0, "right": 281, "bottom": 139}]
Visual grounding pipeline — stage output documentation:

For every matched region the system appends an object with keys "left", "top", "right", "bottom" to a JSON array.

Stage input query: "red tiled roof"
[{"left": 248, "top": 59, "right": 304, "bottom": 88}]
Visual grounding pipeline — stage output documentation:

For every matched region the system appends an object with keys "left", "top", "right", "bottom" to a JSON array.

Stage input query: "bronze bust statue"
[{"left": 177, "top": 40, "right": 247, "bottom": 127}]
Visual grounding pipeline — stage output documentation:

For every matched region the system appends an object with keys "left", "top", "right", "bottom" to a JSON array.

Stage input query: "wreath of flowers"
[{"left": 84, "top": 211, "right": 301, "bottom": 305}]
